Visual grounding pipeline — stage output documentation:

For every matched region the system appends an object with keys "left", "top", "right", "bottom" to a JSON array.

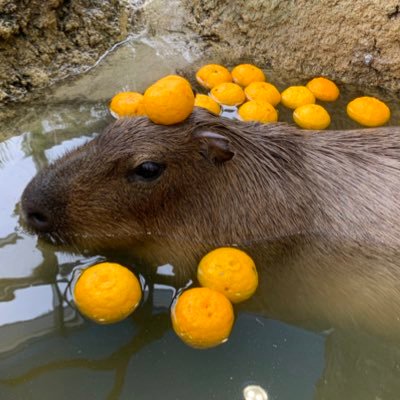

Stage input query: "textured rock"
[
  {"left": 182, "top": 0, "right": 400, "bottom": 93},
  {"left": 0, "top": 0, "right": 141, "bottom": 105}
]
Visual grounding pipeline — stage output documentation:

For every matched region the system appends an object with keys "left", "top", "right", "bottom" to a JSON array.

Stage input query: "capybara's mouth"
[
  {"left": 33, "top": 231, "right": 102, "bottom": 255},
  {"left": 19, "top": 205, "right": 62, "bottom": 246},
  {"left": 34, "top": 229, "right": 145, "bottom": 254},
  {"left": 30, "top": 230, "right": 71, "bottom": 248}
]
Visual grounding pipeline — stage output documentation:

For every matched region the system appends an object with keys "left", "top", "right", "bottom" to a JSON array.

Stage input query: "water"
[{"left": 1, "top": 35, "right": 400, "bottom": 400}]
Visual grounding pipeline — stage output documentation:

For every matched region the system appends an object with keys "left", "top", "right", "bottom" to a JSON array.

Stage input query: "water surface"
[{"left": 1, "top": 35, "right": 400, "bottom": 400}]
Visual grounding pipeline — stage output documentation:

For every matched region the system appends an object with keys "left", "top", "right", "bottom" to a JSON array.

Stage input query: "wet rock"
[{"left": 0, "top": 0, "right": 142, "bottom": 106}]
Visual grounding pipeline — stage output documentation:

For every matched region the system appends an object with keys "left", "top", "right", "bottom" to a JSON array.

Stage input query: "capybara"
[{"left": 21, "top": 108, "right": 400, "bottom": 337}]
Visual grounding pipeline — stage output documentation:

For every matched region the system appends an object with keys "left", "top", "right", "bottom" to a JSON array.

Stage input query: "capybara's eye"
[{"left": 127, "top": 161, "right": 166, "bottom": 183}]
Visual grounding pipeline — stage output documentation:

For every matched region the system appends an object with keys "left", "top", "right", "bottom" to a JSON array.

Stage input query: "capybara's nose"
[
  {"left": 25, "top": 208, "right": 53, "bottom": 232},
  {"left": 21, "top": 178, "right": 57, "bottom": 234}
]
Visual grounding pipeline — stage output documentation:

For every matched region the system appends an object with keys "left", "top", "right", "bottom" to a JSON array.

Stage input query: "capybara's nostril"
[
  {"left": 26, "top": 210, "right": 52, "bottom": 233},
  {"left": 21, "top": 171, "right": 61, "bottom": 234}
]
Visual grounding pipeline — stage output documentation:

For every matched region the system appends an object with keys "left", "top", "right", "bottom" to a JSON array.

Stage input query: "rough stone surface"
[
  {"left": 0, "top": 0, "right": 142, "bottom": 106},
  {"left": 182, "top": 0, "right": 400, "bottom": 94}
]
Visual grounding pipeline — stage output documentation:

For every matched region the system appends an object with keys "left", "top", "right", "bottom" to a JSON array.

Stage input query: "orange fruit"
[
  {"left": 171, "top": 287, "right": 234, "bottom": 349},
  {"left": 194, "top": 94, "right": 221, "bottom": 115},
  {"left": 306, "top": 77, "right": 340, "bottom": 102},
  {"left": 347, "top": 96, "right": 391, "bottom": 127},
  {"left": 143, "top": 75, "right": 194, "bottom": 125},
  {"left": 210, "top": 82, "right": 246, "bottom": 106},
  {"left": 231, "top": 64, "right": 266, "bottom": 87},
  {"left": 74, "top": 262, "right": 142, "bottom": 324},
  {"left": 197, "top": 247, "right": 258, "bottom": 303},
  {"left": 244, "top": 81, "right": 281, "bottom": 107},
  {"left": 195, "top": 64, "right": 232, "bottom": 90},
  {"left": 293, "top": 104, "right": 331, "bottom": 130},
  {"left": 238, "top": 100, "right": 278, "bottom": 123},
  {"left": 281, "top": 86, "right": 316, "bottom": 109},
  {"left": 109, "top": 92, "right": 146, "bottom": 118}
]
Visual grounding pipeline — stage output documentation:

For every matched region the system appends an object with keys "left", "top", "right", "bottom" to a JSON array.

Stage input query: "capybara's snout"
[
  {"left": 21, "top": 178, "right": 52, "bottom": 234},
  {"left": 21, "top": 171, "right": 66, "bottom": 236}
]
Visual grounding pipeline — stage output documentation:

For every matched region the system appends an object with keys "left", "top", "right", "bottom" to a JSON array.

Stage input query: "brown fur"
[{"left": 21, "top": 108, "right": 400, "bottom": 338}]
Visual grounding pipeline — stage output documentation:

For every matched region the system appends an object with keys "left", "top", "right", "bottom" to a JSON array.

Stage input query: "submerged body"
[{"left": 21, "top": 109, "right": 400, "bottom": 338}]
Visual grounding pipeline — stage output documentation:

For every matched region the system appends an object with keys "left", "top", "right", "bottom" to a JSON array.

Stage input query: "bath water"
[{"left": 1, "top": 35, "right": 400, "bottom": 400}]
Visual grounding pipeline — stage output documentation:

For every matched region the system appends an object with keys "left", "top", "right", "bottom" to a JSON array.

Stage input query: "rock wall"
[
  {"left": 0, "top": 0, "right": 140, "bottom": 104},
  {"left": 182, "top": 0, "right": 400, "bottom": 94}
]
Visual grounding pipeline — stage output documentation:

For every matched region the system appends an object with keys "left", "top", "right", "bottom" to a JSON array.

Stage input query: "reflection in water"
[
  {"left": 0, "top": 233, "right": 20, "bottom": 248},
  {"left": 0, "top": 238, "right": 57, "bottom": 302},
  {"left": 316, "top": 331, "right": 400, "bottom": 399},
  {"left": 0, "top": 283, "right": 171, "bottom": 400},
  {"left": 1, "top": 37, "right": 400, "bottom": 399}
]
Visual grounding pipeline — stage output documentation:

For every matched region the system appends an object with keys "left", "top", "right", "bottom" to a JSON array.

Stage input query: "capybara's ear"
[{"left": 192, "top": 130, "right": 235, "bottom": 164}]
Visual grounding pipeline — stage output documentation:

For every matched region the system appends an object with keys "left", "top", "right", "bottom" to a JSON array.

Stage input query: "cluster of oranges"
[
  {"left": 172, "top": 247, "right": 258, "bottom": 349},
  {"left": 196, "top": 63, "right": 279, "bottom": 124},
  {"left": 194, "top": 64, "right": 391, "bottom": 129},
  {"left": 110, "top": 63, "right": 391, "bottom": 129},
  {"left": 73, "top": 247, "right": 258, "bottom": 349}
]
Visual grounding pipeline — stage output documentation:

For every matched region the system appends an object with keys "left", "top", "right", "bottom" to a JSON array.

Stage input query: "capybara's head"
[
  {"left": 21, "top": 109, "right": 247, "bottom": 255},
  {"left": 21, "top": 108, "right": 307, "bottom": 269}
]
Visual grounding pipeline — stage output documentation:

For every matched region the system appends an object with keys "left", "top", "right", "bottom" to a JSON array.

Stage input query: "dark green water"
[{"left": 1, "top": 37, "right": 400, "bottom": 400}]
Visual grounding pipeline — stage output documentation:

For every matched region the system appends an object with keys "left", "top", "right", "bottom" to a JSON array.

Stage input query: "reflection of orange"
[
  {"left": 306, "top": 77, "right": 339, "bottom": 102},
  {"left": 244, "top": 82, "right": 281, "bottom": 107},
  {"left": 293, "top": 104, "right": 331, "bottom": 130},
  {"left": 109, "top": 92, "right": 146, "bottom": 118},
  {"left": 281, "top": 86, "right": 316, "bottom": 109},
  {"left": 231, "top": 64, "right": 265, "bottom": 87},
  {"left": 74, "top": 262, "right": 142, "bottom": 324},
  {"left": 194, "top": 94, "right": 221, "bottom": 115},
  {"left": 143, "top": 75, "right": 194, "bottom": 125},
  {"left": 197, "top": 247, "right": 258, "bottom": 303},
  {"left": 238, "top": 100, "right": 278, "bottom": 123},
  {"left": 171, "top": 287, "right": 234, "bottom": 349},
  {"left": 347, "top": 96, "right": 391, "bottom": 127},
  {"left": 210, "top": 82, "right": 246, "bottom": 106},
  {"left": 196, "top": 64, "right": 232, "bottom": 89}
]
